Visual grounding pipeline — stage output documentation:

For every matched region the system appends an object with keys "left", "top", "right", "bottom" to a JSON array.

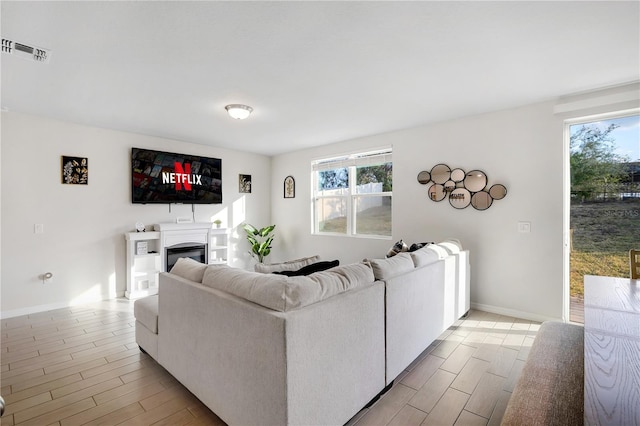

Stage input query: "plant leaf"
[
  {"left": 259, "top": 225, "right": 276, "bottom": 237},
  {"left": 243, "top": 223, "right": 259, "bottom": 235}
]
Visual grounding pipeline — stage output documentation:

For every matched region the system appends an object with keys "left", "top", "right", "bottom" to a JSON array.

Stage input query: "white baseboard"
[
  {"left": 1, "top": 292, "right": 126, "bottom": 319},
  {"left": 471, "top": 302, "right": 560, "bottom": 323}
]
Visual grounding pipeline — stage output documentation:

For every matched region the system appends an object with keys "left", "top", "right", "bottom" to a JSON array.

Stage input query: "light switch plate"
[{"left": 518, "top": 222, "right": 531, "bottom": 233}]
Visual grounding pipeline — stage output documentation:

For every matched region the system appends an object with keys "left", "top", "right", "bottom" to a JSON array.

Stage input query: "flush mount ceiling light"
[{"left": 225, "top": 104, "right": 253, "bottom": 120}]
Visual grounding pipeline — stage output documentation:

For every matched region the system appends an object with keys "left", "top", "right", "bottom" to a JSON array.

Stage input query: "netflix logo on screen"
[
  {"left": 162, "top": 163, "right": 203, "bottom": 190},
  {"left": 131, "top": 148, "right": 222, "bottom": 204}
]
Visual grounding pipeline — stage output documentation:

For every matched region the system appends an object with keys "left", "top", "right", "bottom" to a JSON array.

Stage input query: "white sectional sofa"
[{"left": 134, "top": 242, "right": 470, "bottom": 426}]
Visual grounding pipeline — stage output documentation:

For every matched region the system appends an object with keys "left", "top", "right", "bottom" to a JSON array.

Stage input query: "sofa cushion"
[
  {"left": 410, "top": 246, "right": 442, "bottom": 267},
  {"left": 202, "top": 262, "right": 374, "bottom": 312},
  {"left": 437, "top": 239, "right": 462, "bottom": 255},
  {"left": 169, "top": 257, "right": 208, "bottom": 283},
  {"left": 274, "top": 260, "right": 340, "bottom": 276},
  {"left": 410, "top": 244, "right": 449, "bottom": 268},
  {"left": 134, "top": 295, "right": 159, "bottom": 334},
  {"left": 367, "top": 252, "right": 414, "bottom": 280},
  {"left": 254, "top": 255, "right": 321, "bottom": 273}
]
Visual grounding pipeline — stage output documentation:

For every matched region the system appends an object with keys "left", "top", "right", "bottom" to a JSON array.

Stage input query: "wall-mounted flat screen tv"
[{"left": 132, "top": 147, "right": 222, "bottom": 204}]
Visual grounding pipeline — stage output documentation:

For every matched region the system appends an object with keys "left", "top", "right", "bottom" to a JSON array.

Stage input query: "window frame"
[{"left": 311, "top": 148, "right": 392, "bottom": 239}]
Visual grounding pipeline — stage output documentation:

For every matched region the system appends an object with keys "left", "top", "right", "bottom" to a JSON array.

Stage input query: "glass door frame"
[{"left": 562, "top": 108, "right": 640, "bottom": 322}]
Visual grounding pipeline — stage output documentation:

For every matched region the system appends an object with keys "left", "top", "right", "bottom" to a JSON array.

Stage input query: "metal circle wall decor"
[
  {"left": 451, "top": 168, "right": 465, "bottom": 183},
  {"left": 450, "top": 188, "right": 471, "bottom": 209},
  {"left": 417, "top": 171, "right": 431, "bottom": 184},
  {"left": 489, "top": 184, "right": 507, "bottom": 200},
  {"left": 430, "top": 164, "right": 451, "bottom": 184},
  {"left": 416, "top": 164, "right": 507, "bottom": 210},
  {"left": 428, "top": 184, "right": 447, "bottom": 201}
]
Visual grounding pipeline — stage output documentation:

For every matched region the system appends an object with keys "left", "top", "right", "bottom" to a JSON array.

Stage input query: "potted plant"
[
  {"left": 213, "top": 219, "right": 222, "bottom": 228},
  {"left": 243, "top": 223, "right": 275, "bottom": 263}
]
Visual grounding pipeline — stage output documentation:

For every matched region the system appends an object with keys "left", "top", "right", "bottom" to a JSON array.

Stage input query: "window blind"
[{"left": 312, "top": 149, "right": 392, "bottom": 171}]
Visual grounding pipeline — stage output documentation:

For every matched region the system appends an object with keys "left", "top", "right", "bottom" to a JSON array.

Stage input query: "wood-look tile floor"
[{"left": 1, "top": 302, "right": 539, "bottom": 426}]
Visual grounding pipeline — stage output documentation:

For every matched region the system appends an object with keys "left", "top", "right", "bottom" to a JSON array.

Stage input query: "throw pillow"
[
  {"left": 368, "top": 252, "right": 415, "bottom": 280},
  {"left": 169, "top": 257, "right": 208, "bottom": 283},
  {"left": 254, "top": 255, "right": 321, "bottom": 273},
  {"left": 274, "top": 260, "right": 340, "bottom": 276},
  {"left": 386, "top": 240, "right": 408, "bottom": 258}
]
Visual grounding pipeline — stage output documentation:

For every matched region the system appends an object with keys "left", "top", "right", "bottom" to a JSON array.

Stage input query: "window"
[{"left": 312, "top": 148, "right": 392, "bottom": 238}]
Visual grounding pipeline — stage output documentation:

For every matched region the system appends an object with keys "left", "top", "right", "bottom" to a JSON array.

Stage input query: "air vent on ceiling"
[{"left": 1, "top": 38, "right": 51, "bottom": 63}]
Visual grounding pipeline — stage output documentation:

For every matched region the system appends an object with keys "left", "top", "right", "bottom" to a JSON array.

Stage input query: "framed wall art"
[
  {"left": 239, "top": 174, "right": 252, "bottom": 193},
  {"left": 284, "top": 175, "right": 295, "bottom": 198},
  {"left": 61, "top": 156, "right": 88, "bottom": 185}
]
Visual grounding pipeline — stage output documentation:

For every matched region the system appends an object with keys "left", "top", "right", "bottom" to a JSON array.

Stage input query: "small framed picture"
[
  {"left": 284, "top": 175, "right": 295, "bottom": 198},
  {"left": 61, "top": 156, "right": 88, "bottom": 184},
  {"left": 239, "top": 174, "right": 252, "bottom": 193}
]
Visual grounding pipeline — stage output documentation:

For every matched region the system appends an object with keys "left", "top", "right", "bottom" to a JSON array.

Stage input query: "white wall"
[
  {"left": 272, "top": 101, "right": 565, "bottom": 321},
  {"left": 1, "top": 111, "right": 271, "bottom": 316}
]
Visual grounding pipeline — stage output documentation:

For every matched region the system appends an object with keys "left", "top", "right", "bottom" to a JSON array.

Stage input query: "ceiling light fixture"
[{"left": 225, "top": 104, "right": 253, "bottom": 120}]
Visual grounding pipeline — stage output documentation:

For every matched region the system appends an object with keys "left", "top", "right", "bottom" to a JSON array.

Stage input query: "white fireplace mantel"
[{"left": 154, "top": 222, "right": 213, "bottom": 271}]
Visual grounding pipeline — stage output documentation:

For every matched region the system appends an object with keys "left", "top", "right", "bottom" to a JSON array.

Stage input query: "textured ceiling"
[{"left": 2, "top": 1, "right": 639, "bottom": 156}]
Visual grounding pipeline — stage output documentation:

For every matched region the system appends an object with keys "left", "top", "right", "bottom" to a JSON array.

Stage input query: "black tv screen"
[{"left": 131, "top": 148, "right": 222, "bottom": 204}]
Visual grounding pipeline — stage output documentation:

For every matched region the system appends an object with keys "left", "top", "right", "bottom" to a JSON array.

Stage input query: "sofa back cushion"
[
  {"left": 367, "top": 252, "right": 415, "bottom": 280},
  {"left": 254, "top": 255, "right": 321, "bottom": 273},
  {"left": 169, "top": 257, "right": 208, "bottom": 283},
  {"left": 410, "top": 246, "right": 443, "bottom": 268},
  {"left": 202, "top": 262, "right": 375, "bottom": 312}
]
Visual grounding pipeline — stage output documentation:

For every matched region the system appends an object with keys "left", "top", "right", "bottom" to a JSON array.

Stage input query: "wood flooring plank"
[
  {"left": 105, "top": 347, "right": 141, "bottom": 363},
  {"left": 80, "top": 402, "right": 145, "bottom": 426},
  {"left": 4, "top": 373, "right": 83, "bottom": 403},
  {"left": 440, "top": 344, "right": 476, "bottom": 375},
  {"left": 502, "top": 359, "right": 525, "bottom": 393},
  {"left": 139, "top": 383, "right": 196, "bottom": 411},
  {"left": 408, "top": 369, "right": 456, "bottom": 413},
  {"left": 454, "top": 410, "right": 488, "bottom": 426},
  {"left": 487, "top": 390, "right": 512, "bottom": 426},
  {"left": 400, "top": 355, "right": 445, "bottom": 390},
  {"left": 14, "top": 395, "right": 96, "bottom": 425},
  {"left": 0, "top": 413, "right": 15, "bottom": 425},
  {"left": 80, "top": 353, "right": 143, "bottom": 379},
  {"left": 61, "top": 386, "right": 160, "bottom": 426},
  {"left": 12, "top": 358, "right": 107, "bottom": 393},
  {"left": 354, "top": 384, "right": 415, "bottom": 426},
  {"left": 2, "top": 349, "right": 41, "bottom": 367},
  {"left": 92, "top": 375, "right": 166, "bottom": 406},
  {"left": 2, "top": 391, "right": 52, "bottom": 417},
  {"left": 450, "top": 357, "right": 490, "bottom": 394},
  {"left": 186, "top": 404, "right": 226, "bottom": 425},
  {"left": 51, "top": 365, "right": 135, "bottom": 399},
  {"left": 487, "top": 347, "right": 518, "bottom": 378},
  {"left": 387, "top": 404, "right": 427, "bottom": 426},
  {"left": 9, "top": 352, "right": 73, "bottom": 372},
  {"left": 463, "top": 372, "right": 505, "bottom": 419},
  {"left": 472, "top": 335, "right": 505, "bottom": 362},
  {"left": 430, "top": 333, "right": 464, "bottom": 359},
  {"left": 422, "top": 388, "right": 469, "bottom": 426},
  {"left": 93, "top": 330, "right": 136, "bottom": 347},
  {"left": 1, "top": 367, "right": 46, "bottom": 387},
  {"left": 36, "top": 341, "right": 95, "bottom": 357},
  {"left": 151, "top": 408, "right": 197, "bottom": 426},
  {"left": 119, "top": 362, "right": 169, "bottom": 385},
  {"left": 118, "top": 394, "right": 201, "bottom": 426},
  {"left": 462, "top": 330, "right": 489, "bottom": 348}
]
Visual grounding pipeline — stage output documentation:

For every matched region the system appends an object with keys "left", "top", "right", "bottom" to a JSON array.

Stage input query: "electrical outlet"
[{"left": 34, "top": 224, "right": 44, "bottom": 234}]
